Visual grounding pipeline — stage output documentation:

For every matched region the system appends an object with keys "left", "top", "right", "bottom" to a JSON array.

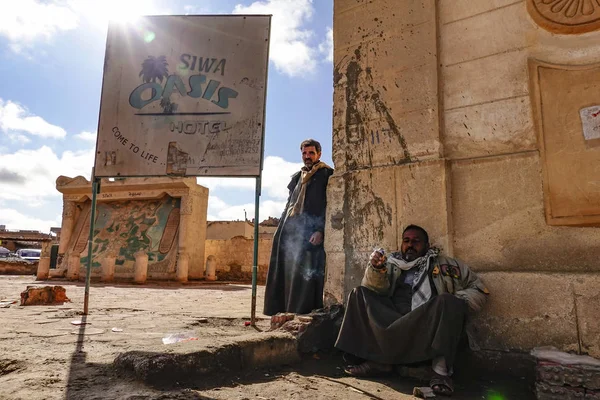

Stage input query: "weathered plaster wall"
[
  {"left": 328, "top": 0, "right": 600, "bottom": 357},
  {"left": 0, "top": 260, "right": 37, "bottom": 275}
]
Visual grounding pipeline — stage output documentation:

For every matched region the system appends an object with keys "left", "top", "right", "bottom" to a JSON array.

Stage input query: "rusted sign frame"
[{"left": 93, "top": 15, "right": 271, "bottom": 178}]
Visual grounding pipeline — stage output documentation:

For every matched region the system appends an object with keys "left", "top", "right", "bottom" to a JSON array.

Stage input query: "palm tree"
[
  {"left": 139, "top": 56, "right": 176, "bottom": 113},
  {"left": 139, "top": 55, "right": 169, "bottom": 83}
]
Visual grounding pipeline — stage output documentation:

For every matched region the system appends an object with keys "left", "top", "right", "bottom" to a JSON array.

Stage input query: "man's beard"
[
  {"left": 303, "top": 159, "right": 317, "bottom": 169},
  {"left": 403, "top": 249, "right": 419, "bottom": 262}
]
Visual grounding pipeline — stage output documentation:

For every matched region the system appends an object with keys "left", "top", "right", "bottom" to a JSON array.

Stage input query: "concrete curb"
[{"left": 113, "top": 331, "right": 300, "bottom": 383}]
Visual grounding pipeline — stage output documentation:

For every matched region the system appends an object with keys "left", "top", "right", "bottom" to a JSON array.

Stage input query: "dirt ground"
[{"left": 0, "top": 275, "right": 533, "bottom": 400}]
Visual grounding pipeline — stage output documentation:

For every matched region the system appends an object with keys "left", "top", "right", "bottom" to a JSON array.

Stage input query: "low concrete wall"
[{"left": 0, "top": 260, "right": 37, "bottom": 275}]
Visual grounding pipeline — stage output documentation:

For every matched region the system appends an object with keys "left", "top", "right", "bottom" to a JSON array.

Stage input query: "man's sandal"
[
  {"left": 342, "top": 352, "right": 364, "bottom": 365},
  {"left": 430, "top": 373, "right": 454, "bottom": 396},
  {"left": 344, "top": 361, "right": 392, "bottom": 377}
]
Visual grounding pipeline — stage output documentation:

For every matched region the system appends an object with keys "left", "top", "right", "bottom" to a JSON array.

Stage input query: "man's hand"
[
  {"left": 309, "top": 231, "right": 324, "bottom": 246},
  {"left": 370, "top": 250, "right": 386, "bottom": 269}
]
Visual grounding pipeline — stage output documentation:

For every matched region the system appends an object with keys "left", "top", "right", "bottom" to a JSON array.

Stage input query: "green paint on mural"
[{"left": 80, "top": 195, "right": 181, "bottom": 267}]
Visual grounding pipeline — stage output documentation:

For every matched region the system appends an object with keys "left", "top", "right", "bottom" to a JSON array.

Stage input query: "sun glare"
[{"left": 75, "top": 0, "right": 158, "bottom": 28}]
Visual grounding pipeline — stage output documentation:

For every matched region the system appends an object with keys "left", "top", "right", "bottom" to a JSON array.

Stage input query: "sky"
[{"left": 0, "top": 0, "right": 334, "bottom": 232}]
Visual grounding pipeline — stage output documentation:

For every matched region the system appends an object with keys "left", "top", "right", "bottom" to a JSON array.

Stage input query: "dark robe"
[
  {"left": 335, "top": 274, "right": 468, "bottom": 368},
  {"left": 263, "top": 164, "right": 334, "bottom": 316}
]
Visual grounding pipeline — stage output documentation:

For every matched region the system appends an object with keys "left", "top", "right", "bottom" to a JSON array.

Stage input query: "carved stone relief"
[
  {"left": 529, "top": 59, "right": 600, "bottom": 226},
  {"left": 527, "top": 0, "right": 600, "bottom": 34}
]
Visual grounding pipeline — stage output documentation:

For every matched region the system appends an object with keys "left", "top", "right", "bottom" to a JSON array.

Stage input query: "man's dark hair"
[
  {"left": 403, "top": 224, "right": 429, "bottom": 244},
  {"left": 300, "top": 139, "right": 322, "bottom": 153}
]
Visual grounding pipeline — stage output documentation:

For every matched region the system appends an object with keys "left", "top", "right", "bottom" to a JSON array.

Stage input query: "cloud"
[
  {"left": 7, "top": 133, "right": 31, "bottom": 144},
  {"left": 261, "top": 156, "right": 303, "bottom": 199},
  {"left": 233, "top": 0, "right": 317, "bottom": 77},
  {"left": 0, "top": 0, "right": 78, "bottom": 50},
  {"left": 0, "top": 0, "right": 173, "bottom": 54},
  {"left": 0, "top": 169, "right": 26, "bottom": 184},
  {"left": 0, "top": 99, "right": 67, "bottom": 139},
  {"left": 199, "top": 155, "right": 301, "bottom": 221},
  {"left": 183, "top": 5, "right": 213, "bottom": 14},
  {"left": 68, "top": 0, "right": 172, "bottom": 28},
  {"left": 0, "top": 146, "right": 93, "bottom": 207},
  {"left": 208, "top": 195, "right": 286, "bottom": 221},
  {"left": 319, "top": 27, "right": 333, "bottom": 63},
  {"left": 0, "top": 208, "right": 61, "bottom": 233},
  {"left": 75, "top": 131, "right": 97, "bottom": 143},
  {"left": 197, "top": 156, "right": 301, "bottom": 200}
]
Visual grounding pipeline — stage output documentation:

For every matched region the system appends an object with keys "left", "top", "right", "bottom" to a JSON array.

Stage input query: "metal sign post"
[
  {"left": 83, "top": 178, "right": 100, "bottom": 315},
  {"left": 250, "top": 176, "right": 261, "bottom": 326}
]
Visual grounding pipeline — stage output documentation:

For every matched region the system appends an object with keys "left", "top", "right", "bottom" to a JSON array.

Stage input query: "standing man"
[{"left": 264, "top": 139, "right": 334, "bottom": 316}]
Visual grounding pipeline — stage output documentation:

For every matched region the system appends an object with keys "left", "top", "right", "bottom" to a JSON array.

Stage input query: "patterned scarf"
[
  {"left": 287, "top": 161, "right": 332, "bottom": 217},
  {"left": 388, "top": 247, "right": 440, "bottom": 310}
]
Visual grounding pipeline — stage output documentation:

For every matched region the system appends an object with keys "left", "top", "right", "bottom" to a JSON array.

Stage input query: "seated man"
[{"left": 335, "top": 224, "right": 489, "bottom": 396}]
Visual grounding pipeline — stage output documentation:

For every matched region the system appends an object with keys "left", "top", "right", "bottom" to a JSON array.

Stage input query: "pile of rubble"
[
  {"left": 273, "top": 305, "right": 344, "bottom": 354},
  {"left": 533, "top": 347, "right": 600, "bottom": 399}
]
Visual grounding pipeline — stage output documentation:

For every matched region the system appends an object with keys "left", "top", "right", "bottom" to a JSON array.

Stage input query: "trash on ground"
[
  {"left": 413, "top": 386, "right": 436, "bottom": 398},
  {"left": 70, "top": 320, "right": 90, "bottom": 326},
  {"left": 0, "top": 300, "right": 16, "bottom": 308},
  {"left": 162, "top": 332, "right": 198, "bottom": 344},
  {"left": 111, "top": 327, "right": 123, "bottom": 332},
  {"left": 348, "top": 387, "right": 365, "bottom": 394}
]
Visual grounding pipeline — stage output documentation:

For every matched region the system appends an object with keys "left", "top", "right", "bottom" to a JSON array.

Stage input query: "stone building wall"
[
  {"left": 206, "top": 221, "right": 254, "bottom": 240},
  {"left": 327, "top": 0, "right": 600, "bottom": 357},
  {"left": 204, "top": 237, "right": 273, "bottom": 283}
]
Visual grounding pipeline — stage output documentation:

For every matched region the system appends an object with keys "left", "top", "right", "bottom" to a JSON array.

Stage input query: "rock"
[
  {"left": 0, "top": 359, "right": 25, "bottom": 376},
  {"left": 20, "top": 286, "right": 70, "bottom": 306},
  {"left": 279, "top": 305, "right": 344, "bottom": 353}
]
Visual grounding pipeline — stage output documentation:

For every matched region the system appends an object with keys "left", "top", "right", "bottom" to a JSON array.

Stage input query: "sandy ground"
[{"left": 0, "top": 276, "right": 533, "bottom": 400}]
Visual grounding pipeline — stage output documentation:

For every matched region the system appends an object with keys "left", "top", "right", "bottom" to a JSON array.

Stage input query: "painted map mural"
[{"left": 77, "top": 195, "right": 180, "bottom": 270}]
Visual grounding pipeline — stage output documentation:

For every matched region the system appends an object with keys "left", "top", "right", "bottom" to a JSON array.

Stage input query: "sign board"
[
  {"left": 579, "top": 105, "right": 600, "bottom": 141},
  {"left": 94, "top": 15, "right": 271, "bottom": 177}
]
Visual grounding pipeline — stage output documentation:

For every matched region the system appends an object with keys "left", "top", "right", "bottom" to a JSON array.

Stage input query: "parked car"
[
  {"left": 16, "top": 248, "right": 41, "bottom": 262},
  {"left": 0, "top": 246, "right": 15, "bottom": 258}
]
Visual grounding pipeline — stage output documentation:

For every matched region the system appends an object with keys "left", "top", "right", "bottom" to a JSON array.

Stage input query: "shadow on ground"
[
  {"left": 64, "top": 316, "right": 219, "bottom": 400},
  {"left": 107, "top": 351, "right": 535, "bottom": 400},
  {"left": 61, "top": 317, "right": 533, "bottom": 399}
]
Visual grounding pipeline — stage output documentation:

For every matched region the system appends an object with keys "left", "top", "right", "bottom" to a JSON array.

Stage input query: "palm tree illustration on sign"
[{"left": 139, "top": 55, "right": 177, "bottom": 113}]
